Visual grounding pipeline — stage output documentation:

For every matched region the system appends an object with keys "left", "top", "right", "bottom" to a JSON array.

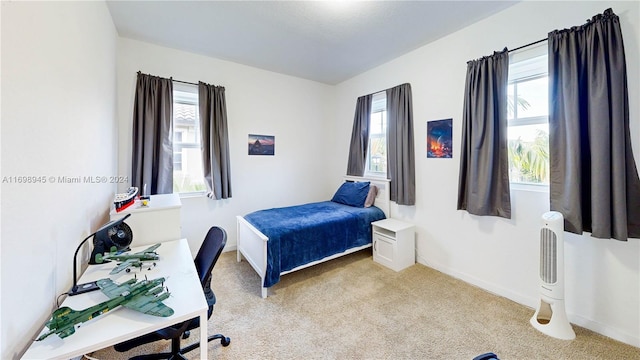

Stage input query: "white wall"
[
  {"left": 2, "top": 1, "right": 637, "bottom": 356},
  {"left": 116, "top": 38, "right": 335, "bottom": 254},
  {"left": 332, "top": 1, "right": 640, "bottom": 347},
  {"left": 1, "top": 2, "right": 118, "bottom": 359}
]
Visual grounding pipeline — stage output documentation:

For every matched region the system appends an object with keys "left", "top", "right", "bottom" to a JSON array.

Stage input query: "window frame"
[
  {"left": 365, "top": 91, "right": 388, "bottom": 178},
  {"left": 172, "top": 82, "right": 206, "bottom": 196},
  {"left": 507, "top": 49, "right": 549, "bottom": 188},
  {"left": 509, "top": 73, "right": 548, "bottom": 127}
]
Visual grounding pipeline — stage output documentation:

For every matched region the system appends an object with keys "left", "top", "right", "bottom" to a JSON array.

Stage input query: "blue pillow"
[{"left": 331, "top": 181, "right": 370, "bottom": 207}]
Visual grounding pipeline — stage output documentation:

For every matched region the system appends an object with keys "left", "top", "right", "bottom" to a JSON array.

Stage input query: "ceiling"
[{"left": 106, "top": 1, "right": 518, "bottom": 85}]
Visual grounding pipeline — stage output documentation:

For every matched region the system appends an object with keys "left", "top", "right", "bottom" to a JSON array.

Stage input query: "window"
[
  {"left": 173, "top": 83, "right": 206, "bottom": 194},
  {"left": 508, "top": 50, "right": 549, "bottom": 185},
  {"left": 366, "top": 91, "right": 387, "bottom": 176}
]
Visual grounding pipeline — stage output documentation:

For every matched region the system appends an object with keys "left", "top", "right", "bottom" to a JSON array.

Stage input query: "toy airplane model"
[
  {"left": 36, "top": 277, "right": 173, "bottom": 341},
  {"left": 95, "top": 243, "right": 161, "bottom": 275}
]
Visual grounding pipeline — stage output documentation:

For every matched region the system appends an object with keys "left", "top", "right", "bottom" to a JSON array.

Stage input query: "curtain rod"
[
  {"left": 137, "top": 71, "right": 198, "bottom": 86},
  {"left": 173, "top": 79, "right": 198, "bottom": 86},
  {"left": 508, "top": 37, "right": 547, "bottom": 53},
  {"left": 363, "top": 82, "right": 411, "bottom": 98}
]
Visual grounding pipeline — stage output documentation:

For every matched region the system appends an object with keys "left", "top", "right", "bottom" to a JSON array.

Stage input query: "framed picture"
[
  {"left": 248, "top": 134, "right": 275, "bottom": 155},
  {"left": 427, "top": 119, "right": 452, "bottom": 158}
]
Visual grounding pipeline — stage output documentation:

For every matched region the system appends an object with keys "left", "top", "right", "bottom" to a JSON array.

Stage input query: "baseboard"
[
  {"left": 416, "top": 255, "right": 640, "bottom": 348},
  {"left": 416, "top": 255, "right": 535, "bottom": 308},
  {"left": 223, "top": 244, "right": 237, "bottom": 252},
  {"left": 568, "top": 312, "right": 640, "bottom": 348}
]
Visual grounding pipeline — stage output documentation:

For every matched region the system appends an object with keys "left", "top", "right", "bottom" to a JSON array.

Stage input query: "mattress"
[{"left": 244, "top": 201, "right": 386, "bottom": 287}]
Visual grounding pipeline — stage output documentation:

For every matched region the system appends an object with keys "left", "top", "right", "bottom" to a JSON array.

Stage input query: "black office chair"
[
  {"left": 114, "top": 226, "right": 231, "bottom": 360},
  {"left": 473, "top": 353, "right": 499, "bottom": 360}
]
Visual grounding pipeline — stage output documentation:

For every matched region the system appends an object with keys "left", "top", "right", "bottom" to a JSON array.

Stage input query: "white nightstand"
[
  {"left": 371, "top": 218, "right": 415, "bottom": 271},
  {"left": 110, "top": 193, "right": 182, "bottom": 246}
]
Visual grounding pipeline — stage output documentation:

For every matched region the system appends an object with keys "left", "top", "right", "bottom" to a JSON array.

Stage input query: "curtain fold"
[
  {"left": 346, "top": 95, "right": 372, "bottom": 176},
  {"left": 387, "top": 83, "right": 415, "bottom": 205},
  {"left": 548, "top": 8, "right": 640, "bottom": 240},
  {"left": 131, "top": 72, "right": 173, "bottom": 195},
  {"left": 199, "top": 82, "right": 232, "bottom": 199},
  {"left": 457, "top": 49, "right": 511, "bottom": 218}
]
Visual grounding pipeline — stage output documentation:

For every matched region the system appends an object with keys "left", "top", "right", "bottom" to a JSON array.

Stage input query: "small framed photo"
[
  {"left": 427, "top": 119, "right": 452, "bottom": 158},
  {"left": 248, "top": 134, "right": 275, "bottom": 156}
]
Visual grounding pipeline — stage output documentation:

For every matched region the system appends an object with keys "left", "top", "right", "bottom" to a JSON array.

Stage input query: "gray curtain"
[
  {"left": 457, "top": 49, "right": 511, "bottom": 218},
  {"left": 131, "top": 72, "right": 173, "bottom": 195},
  {"left": 548, "top": 8, "right": 640, "bottom": 240},
  {"left": 199, "top": 82, "right": 232, "bottom": 199},
  {"left": 387, "top": 83, "right": 415, "bottom": 205},
  {"left": 346, "top": 95, "right": 372, "bottom": 176}
]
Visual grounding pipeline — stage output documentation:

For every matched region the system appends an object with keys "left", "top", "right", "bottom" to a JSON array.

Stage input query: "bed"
[{"left": 236, "top": 176, "right": 390, "bottom": 298}]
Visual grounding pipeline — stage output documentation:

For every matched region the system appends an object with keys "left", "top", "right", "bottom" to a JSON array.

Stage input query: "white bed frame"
[{"left": 236, "top": 176, "right": 391, "bottom": 298}]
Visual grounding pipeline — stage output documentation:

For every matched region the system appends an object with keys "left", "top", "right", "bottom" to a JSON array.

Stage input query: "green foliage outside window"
[
  {"left": 507, "top": 87, "right": 550, "bottom": 185},
  {"left": 508, "top": 129, "right": 549, "bottom": 184}
]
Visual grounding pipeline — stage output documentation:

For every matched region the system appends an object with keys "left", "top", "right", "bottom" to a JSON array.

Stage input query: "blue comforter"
[{"left": 244, "top": 201, "right": 386, "bottom": 287}]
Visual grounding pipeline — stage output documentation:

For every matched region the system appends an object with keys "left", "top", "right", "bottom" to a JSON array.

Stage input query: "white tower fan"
[{"left": 530, "top": 211, "right": 576, "bottom": 340}]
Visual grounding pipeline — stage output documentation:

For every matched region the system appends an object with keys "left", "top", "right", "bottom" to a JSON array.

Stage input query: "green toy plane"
[
  {"left": 95, "top": 243, "right": 162, "bottom": 275},
  {"left": 36, "top": 277, "right": 173, "bottom": 341}
]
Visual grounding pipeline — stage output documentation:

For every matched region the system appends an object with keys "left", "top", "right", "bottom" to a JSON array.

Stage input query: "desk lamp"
[{"left": 68, "top": 214, "right": 133, "bottom": 296}]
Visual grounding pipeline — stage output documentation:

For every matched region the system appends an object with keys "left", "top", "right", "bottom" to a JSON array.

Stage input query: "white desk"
[{"left": 22, "top": 238, "right": 208, "bottom": 360}]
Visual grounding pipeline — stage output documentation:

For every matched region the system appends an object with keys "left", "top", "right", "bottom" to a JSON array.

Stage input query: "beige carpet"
[{"left": 90, "top": 250, "right": 640, "bottom": 360}]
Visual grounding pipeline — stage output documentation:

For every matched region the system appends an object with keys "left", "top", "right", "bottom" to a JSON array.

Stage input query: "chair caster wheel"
[{"left": 221, "top": 337, "right": 231, "bottom": 347}]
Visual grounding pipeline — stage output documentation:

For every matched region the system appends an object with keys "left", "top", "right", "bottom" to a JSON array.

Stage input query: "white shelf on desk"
[{"left": 110, "top": 193, "right": 182, "bottom": 246}]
